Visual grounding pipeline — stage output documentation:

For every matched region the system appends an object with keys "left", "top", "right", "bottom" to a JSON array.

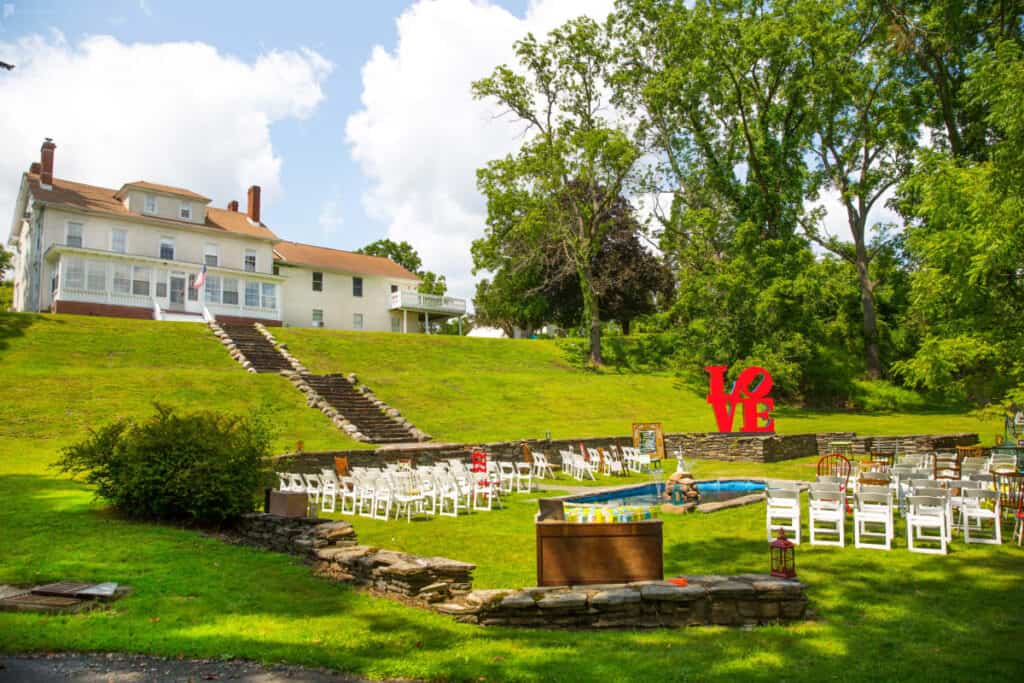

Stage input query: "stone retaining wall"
[
  {"left": 273, "top": 431, "right": 979, "bottom": 472},
  {"left": 228, "top": 513, "right": 809, "bottom": 630},
  {"left": 439, "top": 574, "right": 808, "bottom": 628}
]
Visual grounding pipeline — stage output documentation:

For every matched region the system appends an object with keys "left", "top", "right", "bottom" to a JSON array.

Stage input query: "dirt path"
[{"left": 0, "top": 652, "right": 411, "bottom": 682}]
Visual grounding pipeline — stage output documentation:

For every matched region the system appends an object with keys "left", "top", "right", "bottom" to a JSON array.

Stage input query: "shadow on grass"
[
  {"left": 2, "top": 472, "right": 1023, "bottom": 682},
  {"left": 0, "top": 312, "right": 49, "bottom": 357}
]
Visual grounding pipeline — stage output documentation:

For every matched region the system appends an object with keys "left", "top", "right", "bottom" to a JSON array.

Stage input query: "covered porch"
[{"left": 389, "top": 290, "right": 467, "bottom": 333}]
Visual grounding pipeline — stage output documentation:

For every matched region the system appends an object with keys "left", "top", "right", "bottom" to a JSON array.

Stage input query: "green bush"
[{"left": 57, "top": 404, "right": 273, "bottom": 524}]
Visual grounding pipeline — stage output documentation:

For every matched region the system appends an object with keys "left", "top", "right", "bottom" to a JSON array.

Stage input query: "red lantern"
[{"left": 769, "top": 527, "right": 796, "bottom": 579}]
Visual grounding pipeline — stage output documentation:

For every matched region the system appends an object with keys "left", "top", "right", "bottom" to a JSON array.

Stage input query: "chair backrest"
[
  {"left": 809, "top": 483, "right": 842, "bottom": 502},
  {"left": 817, "top": 454, "right": 852, "bottom": 483},
  {"left": 859, "top": 471, "right": 892, "bottom": 487},
  {"left": 857, "top": 491, "right": 891, "bottom": 509},
  {"left": 956, "top": 445, "right": 984, "bottom": 460},
  {"left": 908, "top": 495, "right": 946, "bottom": 514},
  {"left": 869, "top": 451, "right": 895, "bottom": 469},
  {"left": 320, "top": 468, "right": 339, "bottom": 487},
  {"left": 334, "top": 456, "right": 350, "bottom": 477},
  {"left": 288, "top": 473, "right": 305, "bottom": 491},
  {"left": 767, "top": 486, "right": 800, "bottom": 502},
  {"left": 962, "top": 488, "right": 997, "bottom": 504},
  {"left": 933, "top": 451, "right": 961, "bottom": 480},
  {"left": 303, "top": 473, "right": 322, "bottom": 490},
  {"left": 859, "top": 484, "right": 891, "bottom": 498},
  {"left": 471, "top": 450, "right": 488, "bottom": 473}
]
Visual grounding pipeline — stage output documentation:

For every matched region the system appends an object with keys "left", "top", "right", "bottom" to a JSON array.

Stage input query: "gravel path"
[{"left": 0, "top": 652, "right": 409, "bottom": 682}]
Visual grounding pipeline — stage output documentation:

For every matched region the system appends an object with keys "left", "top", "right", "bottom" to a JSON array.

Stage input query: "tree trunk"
[
  {"left": 853, "top": 237, "right": 882, "bottom": 379},
  {"left": 578, "top": 261, "right": 603, "bottom": 366},
  {"left": 622, "top": 319, "right": 631, "bottom": 336}
]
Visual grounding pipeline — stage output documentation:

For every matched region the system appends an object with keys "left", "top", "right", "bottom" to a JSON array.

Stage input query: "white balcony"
[{"left": 389, "top": 290, "right": 467, "bottom": 316}]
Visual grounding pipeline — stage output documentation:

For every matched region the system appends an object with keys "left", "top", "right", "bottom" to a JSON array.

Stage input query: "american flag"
[{"left": 193, "top": 264, "right": 207, "bottom": 290}]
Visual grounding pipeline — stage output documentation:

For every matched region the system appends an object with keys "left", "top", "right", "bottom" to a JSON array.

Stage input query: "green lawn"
[
  {"left": 274, "top": 329, "right": 999, "bottom": 443},
  {"left": 1, "top": 313, "right": 1021, "bottom": 681}
]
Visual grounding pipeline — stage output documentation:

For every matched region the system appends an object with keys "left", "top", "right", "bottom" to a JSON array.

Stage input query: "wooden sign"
[{"left": 632, "top": 422, "right": 665, "bottom": 461}]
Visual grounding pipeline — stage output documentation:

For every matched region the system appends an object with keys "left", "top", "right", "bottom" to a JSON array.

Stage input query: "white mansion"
[{"left": 6, "top": 139, "right": 466, "bottom": 331}]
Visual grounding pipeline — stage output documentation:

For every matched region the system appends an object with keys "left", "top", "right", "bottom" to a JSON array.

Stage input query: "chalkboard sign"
[{"left": 632, "top": 422, "right": 665, "bottom": 462}]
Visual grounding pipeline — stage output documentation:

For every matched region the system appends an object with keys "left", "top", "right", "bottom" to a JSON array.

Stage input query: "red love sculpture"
[{"left": 705, "top": 365, "right": 775, "bottom": 433}]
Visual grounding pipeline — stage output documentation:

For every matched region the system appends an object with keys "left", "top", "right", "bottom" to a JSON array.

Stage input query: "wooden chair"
[
  {"left": 334, "top": 456, "right": 350, "bottom": 477},
  {"left": 956, "top": 445, "right": 984, "bottom": 461},
  {"left": 994, "top": 471, "right": 1024, "bottom": 521},
  {"left": 817, "top": 453, "right": 852, "bottom": 510},
  {"left": 933, "top": 451, "right": 961, "bottom": 481}
]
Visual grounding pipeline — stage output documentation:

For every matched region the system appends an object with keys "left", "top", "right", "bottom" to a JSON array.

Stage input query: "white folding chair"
[
  {"left": 302, "top": 473, "right": 322, "bottom": 504},
  {"left": 766, "top": 486, "right": 801, "bottom": 544},
  {"left": 808, "top": 483, "right": 845, "bottom": 547},
  {"left": 854, "top": 488, "right": 893, "bottom": 550},
  {"left": 287, "top": 473, "right": 306, "bottom": 494},
  {"left": 497, "top": 461, "right": 516, "bottom": 494},
  {"left": 532, "top": 452, "right": 556, "bottom": 479},
  {"left": 906, "top": 494, "right": 948, "bottom": 554},
  {"left": 319, "top": 468, "right": 339, "bottom": 513},
  {"left": 515, "top": 461, "right": 533, "bottom": 492},
  {"left": 961, "top": 488, "right": 1001, "bottom": 544}
]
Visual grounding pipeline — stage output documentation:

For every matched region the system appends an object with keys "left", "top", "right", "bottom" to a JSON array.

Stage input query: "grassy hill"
[
  {"left": 274, "top": 328, "right": 996, "bottom": 443},
  {"left": 0, "top": 313, "right": 363, "bottom": 460}
]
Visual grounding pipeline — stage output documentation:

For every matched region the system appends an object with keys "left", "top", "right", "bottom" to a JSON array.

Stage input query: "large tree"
[
  {"left": 613, "top": 0, "right": 825, "bottom": 395},
  {"left": 881, "top": 0, "right": 1023, "bottom": 161},
  {"left": 801, "top": 0, "right": 920, "bottom": 378},
  {"left": 473, "top": 17, "right": 641, "bottom": 366},
  {"left": 473, "top": 191, "right": 674, "bottom": 336}
]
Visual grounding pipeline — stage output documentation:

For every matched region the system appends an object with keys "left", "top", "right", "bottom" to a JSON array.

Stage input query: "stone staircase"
[
  {"left": 219, "top": 324, "right": 293, "bottom": 373},
  {"left": 302, "top": 374, "right": 420, "bottom": 443}
]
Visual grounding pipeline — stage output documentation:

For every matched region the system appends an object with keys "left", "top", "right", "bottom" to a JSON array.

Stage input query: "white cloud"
[
  {"left": 318, "top": 199, "right": 344, "bottom": 237},
  {"left": 346, "top": 0, "right": 615, "bottom": 300},
  {"left": 0, "top": 32, "right": 331, "bottom": 230}
]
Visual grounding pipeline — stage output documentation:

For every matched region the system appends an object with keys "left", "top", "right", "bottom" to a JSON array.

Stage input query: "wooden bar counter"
[{"left": 535, "top": 519, "right": 664, "bottom": 586}]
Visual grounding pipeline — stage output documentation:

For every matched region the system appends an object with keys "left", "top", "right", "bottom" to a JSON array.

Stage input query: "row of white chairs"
[
  {"left": 767, "top": 476, "right": 1004, "bottom": 555},
  {"left": 276, "top": 456, "right": 537, "bottom": 522},
  {"left": 557, "top": 445, "right": 656, "bottom": 481}
]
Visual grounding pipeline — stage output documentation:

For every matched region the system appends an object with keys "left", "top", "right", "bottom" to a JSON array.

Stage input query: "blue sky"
[
  {"left": 0, "top": 0, "right": 882, "bottom": 298},
  {"left": 3, "top": 0, "right": 522, "bottom": 248}
]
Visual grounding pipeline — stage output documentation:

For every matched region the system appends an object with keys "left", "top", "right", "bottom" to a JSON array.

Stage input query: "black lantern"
[{"left": 770, "top": 527, "right": 796, "bottom": 579}]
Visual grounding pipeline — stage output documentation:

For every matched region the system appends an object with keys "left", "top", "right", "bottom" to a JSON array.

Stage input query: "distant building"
[{"left": 6, "top": 139, "right": 466, "bottom": 331}]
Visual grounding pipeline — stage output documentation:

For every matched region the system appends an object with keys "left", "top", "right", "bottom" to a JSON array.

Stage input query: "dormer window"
[
  {"left": 179, "top": 201, "right": 192, "bottom": 220},
  {"left": 144, "top": 194, "right": 157, "bottom": 214}
]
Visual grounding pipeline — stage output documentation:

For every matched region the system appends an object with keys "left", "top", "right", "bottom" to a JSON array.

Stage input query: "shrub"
[{"left": 57, "top": 404, "right": 273, "bottom": 524}]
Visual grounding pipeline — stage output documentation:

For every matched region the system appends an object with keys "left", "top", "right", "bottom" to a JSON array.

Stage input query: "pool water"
[{"left": 568, "top": 480, "right": 766, "bottom": 507}]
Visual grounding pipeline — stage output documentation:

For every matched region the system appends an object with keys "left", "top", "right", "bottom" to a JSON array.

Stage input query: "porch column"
[
  {"left": 403, "top": 309, "right": 408, "bottom": 334},
  {"left": 425, "top": 311, "right": 430, "bottom": 334}
]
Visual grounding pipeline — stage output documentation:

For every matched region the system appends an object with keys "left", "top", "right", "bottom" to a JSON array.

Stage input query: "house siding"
[{"left": 277, "top": 262, "right": 421, "bottom": 332}]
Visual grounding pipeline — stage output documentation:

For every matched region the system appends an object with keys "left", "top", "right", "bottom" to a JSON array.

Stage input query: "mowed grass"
[
  {"left": 2, "top": 446, "right": 1022, "bottom": 681},
  {"left": 1, "top": 313, "right": 1021, "bottom": 680},
  {"left": 274, "top": 329, "right": 999, "bottom": 443},
  {"left": 0, "top": 313, "right": 364, "bottom": 453}
]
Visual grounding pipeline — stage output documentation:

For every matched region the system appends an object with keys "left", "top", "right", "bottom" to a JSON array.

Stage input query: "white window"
[
  {"left": 66, "top": 222, "right": 83, "bottom": 248},
  {"left": 64, "top": 257, "right": 85, "bottom": 289},
  {"left": 352, "top": 276, "right": 363, "bottom": 297},
  {"left": 244, "top": 281, "right": 259, "bottom": 307},
  {"left": 312, "top": 271, "right": 323, "bottom": 291},
  {"left": 312, "top": 309, "right": 324, "bottom": 327},
  {"left": 132, "top": 266, "right": 151, "bottom": 296},
  {"left": 86, "top": 260, "right": 106, "bottom": 292},
  {"left": 244, "top": 249, "right": 257, "bottom": 273},
  {"left": 111, "top": 229, "right": 127, "bottom": 254},
  {"left": 205, "top": 275, "right": 222, "bottom": 303},
  {"left": 160, "top": 236, "right": 175, "bottom": 260},
  {"left": 179, "top": 201, "right": 192, "bottom": 220},
  {"left": 144, "top": 194, "right": 157, "bottom": 214},
  {"left": 113, "top": 264, "right": 131, "bottom": 294},
  {"left": 260, "top": 282, "right": 276, "bottom": 310},
  {"left": 391, "top": 316, "right": 401, "bottom": 333},
  {"left": 204, "top": 244, "right": 219, "bottom": 267},
  {"left": 222, "top": 278, "right": 239, "bottom": 305},
  {"left": 352, "top": 313, "right": 363, "bottom": 330},
  {"left": 155, "top": 270, "right": 168, "bottom": 298}
]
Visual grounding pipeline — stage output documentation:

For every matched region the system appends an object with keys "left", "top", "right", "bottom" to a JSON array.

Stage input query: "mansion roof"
[
  {"left": 273, "top": 240, "right": 420, "bottom": 280},
  {"left": 25, "top": 172, "right": 279, "bottom": 241}
]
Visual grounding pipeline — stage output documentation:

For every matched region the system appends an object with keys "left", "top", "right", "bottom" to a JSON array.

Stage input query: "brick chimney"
[
  {"left": 227, "top": 200, "right": 239, "bottom": 212},
  {"left": 246, "top": 185, "right": 261, "bottom": 223},
  {"left": 40, "top": 138, "right": 56, "bottom": 186}
]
